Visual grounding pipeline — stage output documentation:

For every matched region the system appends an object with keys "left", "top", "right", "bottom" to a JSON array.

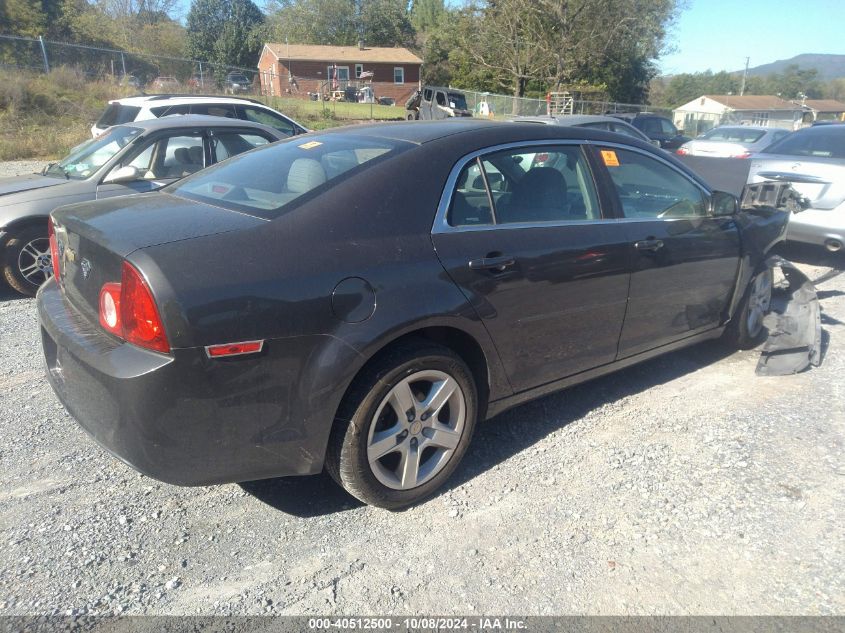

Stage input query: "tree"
[
  {"left": 456, "top": 0, "right": 548, "bottom": 98},
  {"left": 360, "top": 0, "right": 414, "bottom": 47},
  {"left": 187, "top": 0, "right": 264, "bottom": 71}
]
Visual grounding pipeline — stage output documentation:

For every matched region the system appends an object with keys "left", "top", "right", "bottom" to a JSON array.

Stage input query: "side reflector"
[
  {"left": 205, "top": 340, "right": 264, "bottom": 358},
  {"left": 48, "top": 219, "right": 61, "bottom": 283}
]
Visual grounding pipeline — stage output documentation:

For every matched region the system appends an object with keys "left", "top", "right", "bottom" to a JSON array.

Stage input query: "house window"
[
  {"left": 394, "top": 67, "right": 404, "bottom": 84},
  {"left": 355, "top": 64, "right": 363, "bottom": 78},
  {"left": 752, "top": 112, "right": 770, "bottom": 126}
]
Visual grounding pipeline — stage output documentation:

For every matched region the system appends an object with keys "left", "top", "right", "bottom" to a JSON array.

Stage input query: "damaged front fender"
[{"left": 756, "top": 256, "right": 822, "bottom": 376}]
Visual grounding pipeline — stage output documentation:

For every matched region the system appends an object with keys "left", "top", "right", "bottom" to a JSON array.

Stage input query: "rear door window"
[
  {"left": 150, "top": 104, "right": 191, "bottom": 117},
  {"left": 238, "top": 106, "right": 297, "bottom": 136},
  {"left": 190, "top": 104, "right": 237, "bottom": 118},
  {"left": 449, "top": 145, "right": 601, "bottom": 227}
]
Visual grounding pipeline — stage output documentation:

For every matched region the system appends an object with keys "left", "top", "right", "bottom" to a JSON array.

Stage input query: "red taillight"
[
  {"left": 48, "top": 219, "right": 61, "bottom": 283},
  {"left": 675, "top": 147, "right": 689, "bottom": 155},
  {"left": 732, "top": 151, "right": 751, "bottom": 159},
  {"left": 97, "top": 262, "right": 170, "bottom": 354},
  {"left": 120, "top": 261, "right": 170, "bottom": 353}
]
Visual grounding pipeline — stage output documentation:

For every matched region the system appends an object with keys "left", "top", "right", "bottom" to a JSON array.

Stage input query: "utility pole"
[{"left": 740, "top": 57, "right": 750, "bottom": 96}]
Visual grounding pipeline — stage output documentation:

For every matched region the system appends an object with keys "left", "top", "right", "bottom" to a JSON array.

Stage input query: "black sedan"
[{"left": 38, "top": 121, "right": 788, "bottom": 509}]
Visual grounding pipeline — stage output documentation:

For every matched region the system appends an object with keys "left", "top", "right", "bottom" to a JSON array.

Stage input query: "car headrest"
[
  {"left": 188, "top": 145, "right": 203, "bottom": 165},
  {"left": 288, "top": 158, "right": 327, "bottom": 193}
]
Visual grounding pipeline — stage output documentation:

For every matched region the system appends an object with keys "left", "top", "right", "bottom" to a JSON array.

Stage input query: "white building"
[{"left": 673, "top": 95, "right": 804, "bottom": 135}]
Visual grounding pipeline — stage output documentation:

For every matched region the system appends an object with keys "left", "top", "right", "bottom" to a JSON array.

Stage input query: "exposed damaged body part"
[{"left": 757, "top": 257, "right": 822, "bottom": 376}]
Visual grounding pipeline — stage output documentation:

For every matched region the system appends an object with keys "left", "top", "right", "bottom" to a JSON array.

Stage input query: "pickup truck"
[{"left": 406, "top": 86, "right": 472, "bottom": 120}]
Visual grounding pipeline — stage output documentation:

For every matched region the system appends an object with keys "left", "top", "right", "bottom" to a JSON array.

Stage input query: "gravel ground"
[{"left": 0, "top": 160, "right": 843, "bottom": 617}]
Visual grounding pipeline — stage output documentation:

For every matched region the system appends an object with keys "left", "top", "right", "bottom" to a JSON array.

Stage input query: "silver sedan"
[
  {"left": 677, "top": 125, "right": 790, "bottom": 159},
  {"left": 747, "top": 124, "right": 845, "bottom": 252}
]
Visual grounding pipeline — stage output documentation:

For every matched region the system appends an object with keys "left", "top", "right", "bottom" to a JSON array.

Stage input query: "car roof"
[
  {"left": 113, "top": 114, "right": 281, "bottom": 135},
  {"left": 705, "top": 125, "right": 776, "bottom": 132},
  {"left": 512, "top": 114, "right": 641, "bottom": 126},
  {"left": 111, "top": 94, "right": 264, "bottom": 107}
]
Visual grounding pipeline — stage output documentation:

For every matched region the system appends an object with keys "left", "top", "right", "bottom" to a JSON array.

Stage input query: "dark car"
[
  {"left": 225, "top": 72, "right": 252, "bottom": 95},
  {"left": 611, "top": 113, "right": 691, "bottom": 150},
  {"left": 39, "top": 121, "right": 788, "bottom": 509},
  {"left": 0, "top": 116, "right": 286, "bottom": 296}
]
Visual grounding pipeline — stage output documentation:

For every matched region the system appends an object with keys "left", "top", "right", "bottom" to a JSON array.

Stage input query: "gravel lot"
[{"left": 0, "top": 160, "right": 843, "bottom": 617}]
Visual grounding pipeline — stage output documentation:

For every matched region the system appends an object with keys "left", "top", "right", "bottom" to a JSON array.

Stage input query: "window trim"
[
  {"left": 432, "top": 139, "right": 713, "bottom": 235},
  {"left": 393, "top": 67, "right": 405, "bottom": 84},
  {"left": 355, "top": 63, "right": 363, "bottom": 78}
]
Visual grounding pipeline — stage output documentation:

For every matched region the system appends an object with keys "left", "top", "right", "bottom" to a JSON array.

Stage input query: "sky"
[
  {"left": 171, "top": 0, "right": 842, "bottom": 76},
  {"left": 659, "top": 0, "right": 844, "bottom": 75}
]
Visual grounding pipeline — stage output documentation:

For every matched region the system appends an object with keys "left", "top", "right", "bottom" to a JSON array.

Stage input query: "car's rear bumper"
[
  {"left": 786, "top": 205, "right": 845, "bottom": 248},
  {"left": 37, "top": 279, "right": 336, "bottom": 486}
]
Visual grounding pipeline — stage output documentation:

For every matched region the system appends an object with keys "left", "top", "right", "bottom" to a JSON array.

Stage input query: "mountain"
[{"left": 742, "top": 54, "right": 845, "bottom": 81}]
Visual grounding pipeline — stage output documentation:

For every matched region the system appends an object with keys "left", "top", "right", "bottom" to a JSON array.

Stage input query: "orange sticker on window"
[{"left": 600, "top": 150, "right": 620, "bottom": 167}]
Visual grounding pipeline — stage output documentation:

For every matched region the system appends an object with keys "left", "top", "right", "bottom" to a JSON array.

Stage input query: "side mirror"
[
  {"left": 102, "top": 165, "right": 140, "bottom": 184},
  {"left": 710, "top": 190, "right": 738, "bottom": 216}
]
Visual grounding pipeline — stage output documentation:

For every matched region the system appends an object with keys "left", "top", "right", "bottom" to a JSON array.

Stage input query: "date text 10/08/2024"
[{"left": 307, "top": 617, "right": 528, "bottom": 630}]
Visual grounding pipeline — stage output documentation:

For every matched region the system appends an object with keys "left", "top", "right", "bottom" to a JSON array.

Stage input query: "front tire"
[
  {"left": 326, "top": 341, "right": 478, "bottom": 510},
  {"left": 726, "top": 267, "right": 773, "bottom": 349},
  {"left": 3, "top": 226, "right": 52, "bottom": 296}
]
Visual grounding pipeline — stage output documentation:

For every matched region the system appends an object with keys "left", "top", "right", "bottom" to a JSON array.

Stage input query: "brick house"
[{"left": 257, "top": 43, "right": 422, "bottom": 103}]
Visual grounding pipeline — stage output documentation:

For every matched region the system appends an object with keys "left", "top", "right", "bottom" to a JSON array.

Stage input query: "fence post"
[
  {"left": 38, "top": 35, "right": 50, "bottom": 73},
  {"left": 199, "top": 62, "right": 204, "bottom": 90},
  {"left": 120, "top": 52, "right": 126, "bottom": 77}
]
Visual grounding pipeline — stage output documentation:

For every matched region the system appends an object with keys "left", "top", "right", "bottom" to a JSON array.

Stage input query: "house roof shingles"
[
  {"left": 704, "top": 95, "right": 798, "bottom": 110},
  {"left": 802, "top": 99, "right": 845, "bottom": 112},
  {"left": 264, "top": 43, "right": 422, "bottom": 65}
]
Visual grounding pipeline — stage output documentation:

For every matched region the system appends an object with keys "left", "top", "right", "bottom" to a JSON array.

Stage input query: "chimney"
[{"left": 358, "top": 39, "right": 365, "bottom": 51}]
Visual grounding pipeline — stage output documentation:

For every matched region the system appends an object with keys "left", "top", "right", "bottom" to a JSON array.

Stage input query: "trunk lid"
[
  {"left": 52, "top": 191, "right": 266, "bottom": 326},
  {"left": 748, "top": 155, "right": 845, "bottom": 209}
]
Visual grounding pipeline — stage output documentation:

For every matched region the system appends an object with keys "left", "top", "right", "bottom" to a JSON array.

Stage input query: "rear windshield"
[
  {"left": 96, "top": 103, "right": 141, "bottom": 128},
  {"left": 700, "top": 127, "right": 766, "bottom": 143},
  {"left": 761, "top": 126, "right": 845, "bottom": 158},
  {"left": 168, "top": 135, "right": 410, "bottom": 219}
]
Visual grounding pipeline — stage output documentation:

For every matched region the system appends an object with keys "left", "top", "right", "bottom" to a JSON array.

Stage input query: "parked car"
[
  {"left": 38, "top": 121, "right": 791, "bottom": 509},
  {"left": 150, "top": 76, "right": 180, "bottom": 91},
  {"left": 676, "top": 126, "right": 791, "bottom": 159},
  {"left": 511, "top": 114, "right": 658, "bottom": 146},
  {"left": 118, "top": 74, "right": 141, "bottom": 90},
  {"left": 225, "top": 72, "right": 252, "bottom": 95},
  {"left": 611, "top": 113, "right": 691, "bottom": 150},
  {"left": 406, "top": 86, "right": 472, "bottom": 120},
  {"left": 747, "top": 124, "right": 845, "bottom": 251},
  {"left": 91, "top": 95, "right": 308, "bottom": 138},
  {"left": 0, "top": 116, "right": 286, "bottom": 296}
]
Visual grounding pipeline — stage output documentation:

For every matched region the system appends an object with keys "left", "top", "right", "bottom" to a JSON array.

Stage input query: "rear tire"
[
  {"left": 725, "top": 267, "right": 773, "bottom": 349},
  {"left": 326, "top": 341, "right": 478, "bottom": 510},
  {"left": 3, "top": 225, "right": 52, "bottom": 297}
]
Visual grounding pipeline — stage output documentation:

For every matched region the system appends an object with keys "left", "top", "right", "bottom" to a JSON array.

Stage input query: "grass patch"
[
  {"left": 255, "top": 96, "right": 407, "bottom": 129},
  {"left": 0, "top": 68, "right": 406, "bottom": 161},
  {"left": 0, "top": 67, "right": 135, "bottom": 161}
]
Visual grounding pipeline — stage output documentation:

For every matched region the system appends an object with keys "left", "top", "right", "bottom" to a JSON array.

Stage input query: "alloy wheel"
[
  {"left": 746, "top": 270, "right": 772, "bottom": 337},
  {"left": 17, "top": 236, "right": 53, "bottom": 287},
  {"left": 366, "top": 370, "right": 466, "bottom": 490}
]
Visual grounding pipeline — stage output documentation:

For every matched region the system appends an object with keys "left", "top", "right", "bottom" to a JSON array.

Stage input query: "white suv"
[{"left": 92, "top": 95, "right": 308, "bottom": 138}]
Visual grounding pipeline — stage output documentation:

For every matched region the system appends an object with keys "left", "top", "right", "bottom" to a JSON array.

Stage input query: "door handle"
[
  {"left": 468, "top": 255, "right": 515, "bottom": 272},
  {"left": 634, "top": 239, "right": 664, "bottom": 252}
]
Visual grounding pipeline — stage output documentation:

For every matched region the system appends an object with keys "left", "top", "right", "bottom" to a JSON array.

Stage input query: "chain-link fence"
[
  {"left": 0, "top": 34, "right": 259, "bottom": 92},
  {"left": 460, "top": 88, "right": 673, "bottom": 120}
]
